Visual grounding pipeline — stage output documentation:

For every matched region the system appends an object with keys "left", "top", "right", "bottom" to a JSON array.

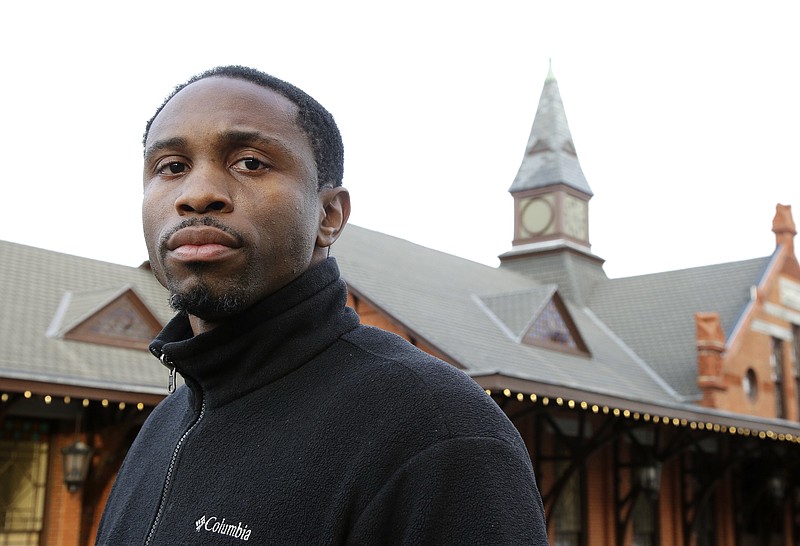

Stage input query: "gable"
[
  {"left": 523, "top": 297, "right": 588, "bottom": 354},
  {"left": 49, "top": 287, "right": 163, "bottom": 350},
  {"left": 480, "top": 286, "right": 590, "bottom": 356}
]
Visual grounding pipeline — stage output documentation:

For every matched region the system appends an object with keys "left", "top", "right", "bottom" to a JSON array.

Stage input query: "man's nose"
[{"left": 174, "top": 167, "right": 233, "bottom": 215}]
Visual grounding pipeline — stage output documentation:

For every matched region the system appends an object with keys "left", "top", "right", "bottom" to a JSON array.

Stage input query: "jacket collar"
[{"left": 149, "top": 258, "right": 359, "bottom": 409}]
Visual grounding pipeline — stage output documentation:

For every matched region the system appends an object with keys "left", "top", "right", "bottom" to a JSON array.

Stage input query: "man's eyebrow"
[
  {"left": 143, "top": 137, "right": 188, "bottom": 161},
  {"left": 221, "top": 130, "right": 292, "bottom": 155},
  {"left": 143, "top": 131, "right": 295, "bottom": 161}
]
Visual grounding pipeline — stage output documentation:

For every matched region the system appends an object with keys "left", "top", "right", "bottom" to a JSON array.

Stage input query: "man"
[{"left": 96, "top": 66, "right": 548, "bottom": 545}]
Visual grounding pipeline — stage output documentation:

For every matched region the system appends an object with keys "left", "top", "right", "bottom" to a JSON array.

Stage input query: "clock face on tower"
[
  {"left": 563, "top": 194, "right": 588, "bottom": 241},
  {"left": 520, "top": 196, "right": 555, "bottom": 237}
]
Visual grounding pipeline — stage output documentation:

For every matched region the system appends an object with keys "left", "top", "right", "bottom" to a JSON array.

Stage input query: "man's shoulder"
[
  {"left": 341, "top": 325, "right": 437, "bottom": 364},
  {"left": 337, "top": 325, "right": 516, "bottom": 443},
  {"left": 339, "top": 325, "right": 466, "bottom": 389}
]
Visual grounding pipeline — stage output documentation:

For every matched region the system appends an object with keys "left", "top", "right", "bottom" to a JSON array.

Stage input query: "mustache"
[{"left": 159, "top": 216, "right": 245, "bottom": 251}]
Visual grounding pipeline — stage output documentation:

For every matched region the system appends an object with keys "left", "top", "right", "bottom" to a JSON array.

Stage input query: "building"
[
  {"left": 0, "top": 243, "right": 171, "bottom": 545},
  {"left": 2, "top": 68, "right": 799, "bottom": 545},
  {"left": 333, "top": 67, "right": 800, "bottom": 546}
]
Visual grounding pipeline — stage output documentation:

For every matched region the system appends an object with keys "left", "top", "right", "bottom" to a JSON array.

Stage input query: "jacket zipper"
[
  {"left": 165, "top": 354, "right": 177, "bottom": 394},
  {"left": 145, "top": 352, "right": 206, "bottom": 545}
]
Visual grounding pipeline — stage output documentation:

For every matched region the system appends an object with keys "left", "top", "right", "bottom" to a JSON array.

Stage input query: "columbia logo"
[{"left": 195, "top": 514, "right": 252, "bottom": 541}]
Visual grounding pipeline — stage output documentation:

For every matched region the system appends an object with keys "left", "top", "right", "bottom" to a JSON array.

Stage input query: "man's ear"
[{"left": 317, "top": 186, "right": 351, "bottom": 249}]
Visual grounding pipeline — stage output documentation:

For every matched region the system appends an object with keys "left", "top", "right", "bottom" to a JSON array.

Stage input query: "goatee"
[{"left": 168, "top": 283, "right": 247, "bottom": 321}]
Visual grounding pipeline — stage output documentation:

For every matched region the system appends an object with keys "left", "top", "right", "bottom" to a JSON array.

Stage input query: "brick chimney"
[
  {"left": 772, "top": 204, "right": 796, "bottom": 255},
  {"left": 696, "top": 312, "right": 726, "bottom": 408},
  {"left": 772, "top": 203, "right": 800, "bottom": 276}
]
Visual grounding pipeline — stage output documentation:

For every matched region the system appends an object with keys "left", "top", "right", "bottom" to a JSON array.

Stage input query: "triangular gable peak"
[
  {"left": 48, "top": 286, "right": 163, "bottom": 350},
  {"left": 523, "top": 295, "right": 588, "bottom": 354},
  {"left": 479, "top": 287, "right": 590, "bottom": 356}
]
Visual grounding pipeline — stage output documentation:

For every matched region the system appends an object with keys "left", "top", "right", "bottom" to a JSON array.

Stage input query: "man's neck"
[{"left": 189, "top": 314, "right": 222, "bottom": 336}]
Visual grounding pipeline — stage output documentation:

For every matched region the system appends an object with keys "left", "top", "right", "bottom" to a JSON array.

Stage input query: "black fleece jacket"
[{"left": 96, "top": 259, "right": 548, "bottom": 545}]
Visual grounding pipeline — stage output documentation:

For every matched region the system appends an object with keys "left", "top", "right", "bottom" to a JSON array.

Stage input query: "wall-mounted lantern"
[
  {"left": 768, "top": 474, "right": 786, "bottom": 505},
  {"left": 636, "top": 460, "right": 663, "bottom": 500},
  {"left": 61, "top": 440, "right": 93, "bottom": 492}
]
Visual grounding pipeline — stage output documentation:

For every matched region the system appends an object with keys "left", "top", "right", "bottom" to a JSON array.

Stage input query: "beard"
[
  {"left": 168, "top": 280, "right": 246, "bottom": 319},
  {"left": 151, "top": 217, "right": 310, "bottom": 322},
  {"left": 163, "top": 258, "right": 263, "bottom": 321},
  {"left": 155, "top": 218, "right": 256, "bottom": 321}
]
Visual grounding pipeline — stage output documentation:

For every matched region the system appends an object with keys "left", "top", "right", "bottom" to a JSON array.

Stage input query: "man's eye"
[
  {"left": 234, "top": 158, "right": 268, "bottom": 171},
  {"left": 158, "top": 162, "right": 187, "bottom": 175}
]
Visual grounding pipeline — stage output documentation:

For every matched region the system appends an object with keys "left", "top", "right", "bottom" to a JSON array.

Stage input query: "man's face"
[{"left": 143, "top": 77, "right": 324, "bottom": 321}]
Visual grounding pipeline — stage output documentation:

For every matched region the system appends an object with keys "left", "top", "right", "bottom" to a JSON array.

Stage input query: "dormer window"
[
  {"left": 524, "top": 299, "right": 573, "bottom": 346},
  {"left": 48, "top": 287, "right": 163, "bottom": 351},
  {"left": 522, "top": 298, "right": 588, "bottom": 355},
  {"left": 479, "top": 286, "right": 590, "bottom": 357}
]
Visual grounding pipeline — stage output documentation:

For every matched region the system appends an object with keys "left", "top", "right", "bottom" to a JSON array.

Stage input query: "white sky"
[{"left": 2, "top": 1, "right": 798, "bottom": 279}]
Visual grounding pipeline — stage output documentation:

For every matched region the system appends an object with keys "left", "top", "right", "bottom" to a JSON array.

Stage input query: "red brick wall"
[{"left": 720, "top": 274, "right": 798, "bottom": 420}]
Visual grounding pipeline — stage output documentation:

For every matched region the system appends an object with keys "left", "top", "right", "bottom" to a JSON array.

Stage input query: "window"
[
  {"left": 552, "top": 459, "right": 582, "bottom": 546},
  {"left": 770, "top": 338, "right": 785, "bottom": 418},
  {"left": 0, "top": 421, "right": 50, "bottom": 546},
  {"left": 793, "top": 325, "right": 800, "bottom": 417},
  {"left": 523, "top": 299, "right": 588, "bottom": 355},
  {"left": 692, "top": 456, "right": 717, "bottom": 546},
  {"left": 632, "top": 495, "right": 656, "bottom": 546},
  {"left": 479, "top": 289, "right": 590, "bottom": 356},
  {"left": 736, "top": 458, "right": 783, "bottom": 542},
  {"left": 743, "top": 368, "right": 758, "bottom": 402}
]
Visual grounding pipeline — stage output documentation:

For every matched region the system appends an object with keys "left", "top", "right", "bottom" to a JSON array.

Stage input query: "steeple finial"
[{"left": 546, "top": 58, "right": 555, "bottom": 82}]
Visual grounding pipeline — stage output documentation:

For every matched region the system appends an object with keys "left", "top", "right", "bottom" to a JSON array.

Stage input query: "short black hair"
[{"left": 143, "top": 65, "right": 344, "bottom": 189}]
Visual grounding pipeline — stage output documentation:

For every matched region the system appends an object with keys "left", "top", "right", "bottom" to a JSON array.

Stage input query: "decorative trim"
[
  {"left": 780, "top": 277, "right": 800, "bottom": 312},
  {"left": 764, "top": 302, "right": 800, "bottom": 326},
  {"left": 751, "top": 318, "right": 792, "bottom": 340}
]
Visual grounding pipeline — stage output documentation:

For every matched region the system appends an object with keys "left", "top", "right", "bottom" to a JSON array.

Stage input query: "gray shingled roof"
[
  {"left": 589, "top": 256, "right": 773, "bottom": 398},
  {"left": 333, "top": 225, "right": 680, "bottom": 406},
  {"left": 2, "top": 228, "right": 782, "bottom": 428},
  {"left": 0, "top": 240, "right": 172, "bottom": 394},
  {"left": 509, "top": 71, "right": 592, "bottom": 196}
]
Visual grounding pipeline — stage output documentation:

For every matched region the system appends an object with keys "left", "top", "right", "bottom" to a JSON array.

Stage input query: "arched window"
[{"left": 0, "top": 420, "right": 50, "bottom": 546}]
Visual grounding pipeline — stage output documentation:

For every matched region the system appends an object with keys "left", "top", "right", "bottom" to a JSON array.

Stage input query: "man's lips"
[{"left": 165, "top": 226, "right": 242, "bottom": 262}]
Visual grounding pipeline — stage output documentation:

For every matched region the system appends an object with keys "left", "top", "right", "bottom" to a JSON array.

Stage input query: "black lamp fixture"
[
  {"left": 768, "top": 473, "right": 786, "bottom": 505},
  {"left": 636, "top": 460, "right": 663, "bottom": 500},
  {"left": 62, "top": 439, "right": 93, "bottom": 492}
]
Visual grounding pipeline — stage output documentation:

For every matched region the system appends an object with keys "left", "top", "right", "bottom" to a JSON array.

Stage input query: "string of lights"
[
  {"left": 5, "top": 387, "right": 795, "bottom": 443},
  {"left": 485, "top": 388, "right": 800, "bottom": 443},
  {"left": 1, "top": 391, "right": 150, "bottom": 412}
]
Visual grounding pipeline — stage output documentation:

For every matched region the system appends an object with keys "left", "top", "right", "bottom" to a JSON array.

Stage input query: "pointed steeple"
[
  {"left": 509, "top": 64, "right": 592, "bottom": 196},
  {"left": 500, "top": 64, "right": 606, "bottom": 306}
]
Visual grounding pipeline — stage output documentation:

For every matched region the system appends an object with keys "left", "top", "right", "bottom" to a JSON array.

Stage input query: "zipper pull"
[
  {"left": 168, "top": 367, "right": 177, "bottom": 394},
  {"left": 160, "top": 353, "right": 177, "bottom": 394}
]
